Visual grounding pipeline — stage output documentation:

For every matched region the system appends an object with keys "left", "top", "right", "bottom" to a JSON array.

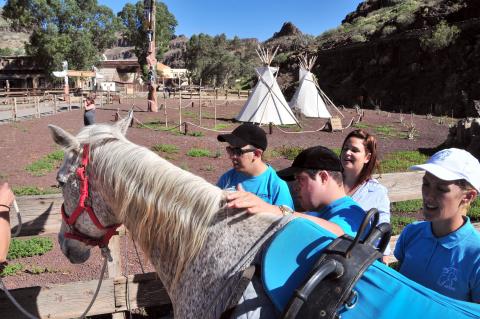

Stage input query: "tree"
[
  {"left": 118, "top": 1, "right": 177, "bottom": 73},
  {"left": 2, "top": 0, "right": 119, "bottom": 77}
]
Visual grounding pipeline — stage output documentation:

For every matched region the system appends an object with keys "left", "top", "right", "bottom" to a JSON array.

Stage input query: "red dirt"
[{"left": 0, "top": 98, "right": 450, "bottom": 290}]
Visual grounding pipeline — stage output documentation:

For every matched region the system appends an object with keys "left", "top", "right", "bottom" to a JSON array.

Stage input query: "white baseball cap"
[{"left": 410, "top": 148, "right": 480, "bottom": 192}]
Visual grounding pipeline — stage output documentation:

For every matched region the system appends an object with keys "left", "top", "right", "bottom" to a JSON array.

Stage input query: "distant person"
[
  {"left": 395, "top": 148, "right": 480, "bottom": 302},
  {"left": 340, "top": 129, "right": 391, "bottom": 261},
  {"left": 83, "top": 94, "right": 96, "bottom": 126},
  {"left": 217, "top": 123, "right": 294, "bottom": 208},
  {"left": 227, "top": 146, "right": 368, "bottom": 237},
  {"left": 0, "top": 183, "right": 14, "bottom": 263}
]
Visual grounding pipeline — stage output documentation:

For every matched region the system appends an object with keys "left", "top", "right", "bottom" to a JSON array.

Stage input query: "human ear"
[{"left": 462, "top": 189, "right": 477, "bottom": 205}]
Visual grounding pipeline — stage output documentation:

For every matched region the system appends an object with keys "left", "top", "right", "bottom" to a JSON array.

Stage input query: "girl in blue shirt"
[{"left": 395, "top": 148, "right": 480, "bottom": 302}]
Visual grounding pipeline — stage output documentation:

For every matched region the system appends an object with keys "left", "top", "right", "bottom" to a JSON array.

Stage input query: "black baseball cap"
[
  {"left": 217, "top": 123, "right": 267, "bottom": 151},
  {"left": 277, "top": 146, "right": 343, "bottom": 181}
]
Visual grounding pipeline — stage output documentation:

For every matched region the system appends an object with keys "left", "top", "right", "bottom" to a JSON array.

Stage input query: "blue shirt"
[
  {"left": 306, "top": 196, "right": 367, "bottom": 237},
  {"left": 217, "top": 165, "right": 294, "bottom": 208},
  {"left": 394, "top": 217, "right": 480, "bottom": 302},
  {"left": 351, "top": 178, "right": 391, "bottom": 255}
]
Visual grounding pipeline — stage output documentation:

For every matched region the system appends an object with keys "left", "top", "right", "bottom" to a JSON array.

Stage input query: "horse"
[
  {"left": 49, "top": 113, "right": 480, "bottom": 319},
  {"left": 48, "top": 112, "right": 291, "bottom": 318}
]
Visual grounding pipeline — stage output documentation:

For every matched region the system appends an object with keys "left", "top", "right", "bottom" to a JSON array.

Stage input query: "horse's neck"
[{"left": 171, "top": 208, "right": 289, "bottom": 317}]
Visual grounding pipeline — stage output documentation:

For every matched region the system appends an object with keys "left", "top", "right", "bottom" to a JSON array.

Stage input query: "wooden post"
[
  {"left": 13, "top": 97, "right": 17, "bottom": 121},
  {"left": 191, "top": 101, "right": 194, "bottom": 108},
  {"left": 238, "top": 89, "right": 240, "bottom": 99},
  {"left": 225, "top": 89, "right": 228, "bottom": 100},
  {"left": 269, "top": 122, "right": 273, "bottom": 135},
  {"left": 36, "top": 96, "right": 40, "bottom": 118},
  {"left": 184, "top": 121, "right": 188, "bottom": 135},
  {"left": 67, "top": 94, "right": 71, "bottom": 112},
  {"left": 164, "top": 89, "right": 168, "bottom": 128},
  {"left": 179, "top": 91, "right": 182, "bottom": 132},
  {"left": 215, "top": 87, "right": 218, "bottom": 100},
  {"left": 107, "top": 234, "right": 124, "bottom": 319},
  {"left": 214, "top": 95, "right": 217, "bottom": 129},
  {"left": 108, "top": 90, "right": 111, "bottom": 104},
  {"left": 100, "top": 92, "right": 103, "bottom": 108}
]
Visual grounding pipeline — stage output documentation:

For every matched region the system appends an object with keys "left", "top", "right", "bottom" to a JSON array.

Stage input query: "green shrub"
[
  {"left": 214, "top": 123, "right": 231, "bottom": 130},
  {"left": 382, "top": 25, "right": 397, "bottom": 37},
  {"left": 13, "top": 186, "right": 60, "bottom": 196},
  {"left": 469, "top": 198, "right": 480, "bottom": 222},
  {"left": 1, "top": 263, "right": 23, "bottom": 277},
  {"left": 152, "top": 144, "right": 179, "bottom": 154},
  {"left": 420, "top": 21, "right": 460, "bottom": 52},
  {"left": 7, "top": 237, "right": 54, "bottom": 260},
  {"left": 25, "top": 150, "right": 64, "bottom": 176},
  {"left": 187, "top": 148, "right": 211, "bottom": 157},
  {"left": 188, "top": 131, "right": 204, "bottom": 137}
]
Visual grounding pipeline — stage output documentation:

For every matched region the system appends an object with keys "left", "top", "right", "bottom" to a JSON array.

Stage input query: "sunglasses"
[{"left": 226, "top": 146, "right": 257, "bottom": 157}]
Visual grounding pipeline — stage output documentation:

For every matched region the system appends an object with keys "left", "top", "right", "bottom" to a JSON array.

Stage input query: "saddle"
[{"left": 263, "top": 209, "right": 391, "bottom": 318}]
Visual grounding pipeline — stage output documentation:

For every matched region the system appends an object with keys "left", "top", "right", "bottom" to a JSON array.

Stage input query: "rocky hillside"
[
  {"left": 306, "top": 0, "right": 480, "bottom": 117},
  {"left": 0, "top": 9, "right": 28, "bottom": 54}
]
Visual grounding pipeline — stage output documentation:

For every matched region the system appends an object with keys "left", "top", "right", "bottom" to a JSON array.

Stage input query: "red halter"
[{"left": 61, "top": 144, "right": 120, "bottom": 247}]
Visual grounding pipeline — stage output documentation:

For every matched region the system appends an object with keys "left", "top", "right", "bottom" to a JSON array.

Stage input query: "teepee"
[
  {"left": 236, "top": 46, "right": 299, "bottom": 125},
  {"left": 290, "top": 54, "right": 343, "bottom": 118}
]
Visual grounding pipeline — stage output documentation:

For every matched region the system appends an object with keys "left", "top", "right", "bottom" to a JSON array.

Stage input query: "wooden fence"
[
  {"left": 1, "top": 171, "right": 479, "bottom": 318},
  {"left": 0, "top": 91, "right": 119, "bottom": 122}
]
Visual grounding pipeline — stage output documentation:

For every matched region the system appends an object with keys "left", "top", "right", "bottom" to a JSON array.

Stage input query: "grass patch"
[
  {"left": 353, "top": 123, "right": 370, "bottom": 129},
  {"left": 13, "top": 186, "right": 60, "bottom": 196},
  {"left": 275, "top": 145, "right": 304, "bottom": 160},
  {"left": 391, "top": 215, "right": 417, "bottom": 236},
  {"left": 25, "top": 150, "right": 64, "bottom": 176},
  {"left": 187, "top": 148, "right": 211, "bottom": 158},
  {"left": 1, "top": 263, "right": 23, "bottom": 277},
  {"left": 214, "top": 123, "right": 231, "bottom": 130},
  {"left": 25, "top": 265, "right": 56, "bottom": 275},
  {"left": 188, "top": 131, "right": 204, "bottom": 137},
  {"left": 182, "top": 111, "right": 196, "bottom": 117},
  {"left": 138, "top": 121, "right": 183, "bottom": 136},
  {"left": 381, "top": 150, "right": 428, "bottom": 173},
  {"left": 375, "top": 125, "right": 397, "bottom": 137},
  {"left": 391, "top": 199, "right": 422, "bottom": 214},
  {"left": 200, "top": 164, "right": 215, "bottom": 172},
  {"left": 151, "top": 144, "right": 179, "bottom": 154},
  {"left": 7, "top": 237, "right": 54, "bottom": 260}
]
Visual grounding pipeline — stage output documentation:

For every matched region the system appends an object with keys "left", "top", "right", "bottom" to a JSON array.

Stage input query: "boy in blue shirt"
[{"left": 217, "top": 123, "right": 294, "bottom": 209}]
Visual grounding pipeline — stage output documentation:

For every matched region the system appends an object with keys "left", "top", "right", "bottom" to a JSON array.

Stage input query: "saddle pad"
[
  {"left": 262, "top": 218, "right": 336, "bottom": 311},
  {"left": 262, "top": 218, "right": 480, "bottom": 318}
]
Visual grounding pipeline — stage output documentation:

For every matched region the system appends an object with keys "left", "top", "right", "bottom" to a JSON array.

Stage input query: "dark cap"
[
  {"left": 217, "top": 123, "right": 267, "bottom": 151},
  {"left": 277, "top": 146, "right": 343, "bottom": 181}
]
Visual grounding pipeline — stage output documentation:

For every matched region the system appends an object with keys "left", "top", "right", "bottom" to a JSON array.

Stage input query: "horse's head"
[{"left": 48, "top": 111, "right": 133, "bottom": 263}]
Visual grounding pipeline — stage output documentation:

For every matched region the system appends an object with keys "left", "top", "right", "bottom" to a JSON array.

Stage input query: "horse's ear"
[
  {"left": 115, "top": 110, "right": 133, "bottom": 136},
  {"left": 48, "top": 125, "right": 80, "bottom": 151}
]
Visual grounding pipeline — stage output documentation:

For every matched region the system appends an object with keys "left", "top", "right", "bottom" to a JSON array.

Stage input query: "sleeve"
[
  {"left": 472, "top": 260, "right": 480, "bottom": 302},
  {"left": 394, "top": 225, "right": 409, "bottom": 263},
  {"left": 216, "top": 172, "right": 227, "bottom": 189},
  {"left": 272, "top": 180, "right": 294, "bottom": 209},
  {"left": 376, "top": 185, "right": 391, "bottom": 225}
]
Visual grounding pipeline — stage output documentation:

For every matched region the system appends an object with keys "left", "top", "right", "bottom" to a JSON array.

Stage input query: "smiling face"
[
  {"left": 421, "top": 172, "right": 470, "bottom": 222},
  {"left": 341, "top": 136, "right": 371, "bottom": 177}
]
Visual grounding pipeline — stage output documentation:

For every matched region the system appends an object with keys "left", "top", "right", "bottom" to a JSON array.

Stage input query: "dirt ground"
[{"left": 0, "top": 97, "right": 450, "bottom": 291}]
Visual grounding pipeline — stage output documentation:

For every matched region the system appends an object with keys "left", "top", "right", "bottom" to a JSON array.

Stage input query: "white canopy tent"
[
  {"left": 236, "top": 46, "right": 299, "bottom": 126},
  {"left": 289, "top": 54, "right": 343, "bottom": 119}
]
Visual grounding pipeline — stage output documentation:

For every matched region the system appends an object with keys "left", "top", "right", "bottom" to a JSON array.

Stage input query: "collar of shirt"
[
  {"left": 422, "top": 217, "right": 476, "bottom": 249},
  {"left": 316, "top": 196, "right": 355, "bottom": 217}
]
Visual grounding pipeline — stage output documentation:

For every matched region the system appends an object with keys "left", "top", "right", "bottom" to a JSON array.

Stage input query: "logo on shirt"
[{"left": 437, "top": 266, "right": 458, "bottom": 291}]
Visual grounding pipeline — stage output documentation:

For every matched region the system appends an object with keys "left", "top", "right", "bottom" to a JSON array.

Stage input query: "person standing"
[
  {"left": 83, "top": 94, "right": 96, "bottom": 126},
  {"left": 0, "top": 183, "right": 14, "bottom": 263},
  {"left": 395, "top": 148, "right": 480, "bottom": 302},
  {"left": 217, "top": 123, "right": 294, "bottom": 209}
]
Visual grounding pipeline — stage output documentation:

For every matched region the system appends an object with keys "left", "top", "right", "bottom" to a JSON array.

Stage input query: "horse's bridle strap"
[{"left": 61, "top": 144, "right": 120, "bottom": 248}]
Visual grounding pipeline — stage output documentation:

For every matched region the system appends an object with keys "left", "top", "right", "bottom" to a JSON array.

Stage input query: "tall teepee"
[
  {"left": 290, "top": 54, "right": 343, "bottom": 118},
  {"left": 236, "top": 46, "right": 299, "bottom": 125}
]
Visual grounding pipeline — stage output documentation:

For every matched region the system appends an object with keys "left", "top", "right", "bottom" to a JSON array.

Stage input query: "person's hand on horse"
[
  {"left": 0, "top": 183, "right": 14, "bottom": 210},
  {"left": 226, "top": 184, "right": 277, "bottom": 214}
]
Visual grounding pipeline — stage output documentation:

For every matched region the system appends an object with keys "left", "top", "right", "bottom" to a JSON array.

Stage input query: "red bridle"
[{"left": 61, "top": 144, "right": 120, "bottom": 248}]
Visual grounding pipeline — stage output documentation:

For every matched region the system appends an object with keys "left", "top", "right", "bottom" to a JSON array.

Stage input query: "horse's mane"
[{"left": 76, "top": 124, "right": 225, "bottom": 286}]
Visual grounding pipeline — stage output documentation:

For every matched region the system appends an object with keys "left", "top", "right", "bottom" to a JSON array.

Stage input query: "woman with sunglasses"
[
  {"left": 395, "top": 148, "right": 480, "bottom": 302},
  {"left": 340, "top": 129, "right": 391, "bottom": 260},
  {"left": 216, "top": 123, "right": 294, "bottom": 208}
]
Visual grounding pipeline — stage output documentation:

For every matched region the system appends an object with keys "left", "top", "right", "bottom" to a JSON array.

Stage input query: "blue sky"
[{"left": 0, "top": 0, "right": 364, "bottom": 40}]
